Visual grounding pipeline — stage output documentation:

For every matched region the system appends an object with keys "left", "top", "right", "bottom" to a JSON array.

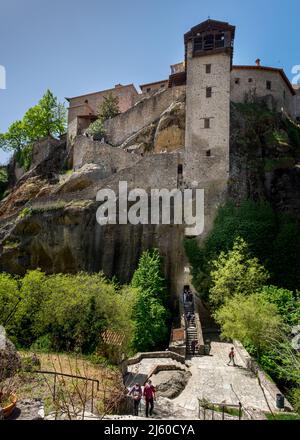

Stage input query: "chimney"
[{"left": 255, "top": 58, "right": 261, "bottom": 66}]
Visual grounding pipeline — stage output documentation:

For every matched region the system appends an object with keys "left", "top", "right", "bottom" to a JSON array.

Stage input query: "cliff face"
[
  {"left": 0, "top": 101, "right": 299, "bottom": 288},
  {"left": 229, "top": 102, "right": 300, "bottom": 220}
]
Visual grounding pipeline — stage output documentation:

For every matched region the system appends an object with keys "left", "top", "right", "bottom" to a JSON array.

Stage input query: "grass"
[
  {"left": 265, "top": 412, "right": 300, "bottom": 420},
  {"left": 199, "top": 399, "right": 242, "bottom": 418},
  {"left": 14, "top": 351, "right": 123, "bottom": 417}
]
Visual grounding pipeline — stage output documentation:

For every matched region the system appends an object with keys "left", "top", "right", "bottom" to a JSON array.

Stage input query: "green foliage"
[
  {"left": 23, "top": 90, "right": 67, "bottom": 139},
  {"left": 0, "top": 273, "right": 20, "bottom": 328},
  {"left": 97, "top": 93, "right": 120, "bottom": 121},
  {"left": 289, "top": 388, "right": 300, "bottom": 415},
  {"left": 132, "top": 249, "right": 167, "bottom": 303},
  {"left": 131, "top": 290, "right": 168, "bottom": 352},
  {"left": 0, "top": 90, "right": 66, "bottom": 169},
  {"left": 214, "top": 293, "right": 283, "bottom": 356},
  {"left": 0, "top": 120, "right": 28, "bottom": 152},
  {"left": 15, "top": 143, "right": 33, "bottom": 171},
  {"left": 185, "top": 200, "right": 300, "bottom": 296},
  {"left": 284, "top": 117, "right": 300, "bottom": 151},
  {"left": 0, "top": 166, "right": 8, "bottom": 199},
  {"left": 87, "top": 93, "right": 120, "bottom": 141},
  {"left": 209, "top": 238, "right": 269, "bottom": 309},
  {"left": 131, "top": 249, "right": 169, "bottom": 352},
  {"left": 0, "top": 270, "right": 136, "bottom": 357},
  {"left": 18, "top": 207, "right": 33, "bottom": 219},
  {"left": 271, "top": 214, "right": 300, "bottom": 291},
  {"left": 86, "top": 118, "right": 105, "bottom": 140},
  {"left": 259, "top": 286, "right": 300, "bottom": 326}
]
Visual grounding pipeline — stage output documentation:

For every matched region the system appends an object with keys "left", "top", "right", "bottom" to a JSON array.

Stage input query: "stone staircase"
[{"left": 184, "top": 300, "right": 198, "bottom": 356}]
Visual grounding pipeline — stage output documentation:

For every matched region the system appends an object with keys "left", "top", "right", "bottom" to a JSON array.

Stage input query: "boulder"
[
  {"left": 56, "top": 163, "right": 105, "bottom": 193},
  {"left": 0, "top": 327, "right": 21, "bottom": 380},
  {"left": 151, "top": 370, "right": 191, "bottom": 399}
]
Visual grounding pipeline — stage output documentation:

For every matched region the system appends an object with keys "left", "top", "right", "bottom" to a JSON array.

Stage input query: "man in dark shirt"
[{"left": 143, "top": 379, "right": 156, "bottom": 417}]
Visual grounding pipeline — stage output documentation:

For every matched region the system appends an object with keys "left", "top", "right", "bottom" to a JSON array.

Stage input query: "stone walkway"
[
  {"left": 172, "top": 341, "right": 274, "bottom": 417},
  {"left": 125, "top": 357, "right": 186, "bottom": 388}
]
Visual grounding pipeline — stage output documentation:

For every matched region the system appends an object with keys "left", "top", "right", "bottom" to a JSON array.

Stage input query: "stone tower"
[{"left": 183, "top": 19, "right": 236, "bottom": 237}]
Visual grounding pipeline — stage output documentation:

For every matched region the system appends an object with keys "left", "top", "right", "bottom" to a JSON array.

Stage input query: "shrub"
[
  {"left": 214, "top": 293, "right": 283, "bottom": 357},
  {"left": 209, "top": 238, "right": 269, "bottom": 309},
  {"left": 86, "top": 118, "right": 105, "bottom": 140},
  {"left": 131, "top": 249, "right": 169, "bottom": 352}
]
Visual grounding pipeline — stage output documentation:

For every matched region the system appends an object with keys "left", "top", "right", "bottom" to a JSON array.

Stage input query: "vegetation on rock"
[
  {"left": 0, "top": 90, "right": 66, "bottom": 170},
  {"left": 87, "top": 93, "right": 120, "bottom": 140}
]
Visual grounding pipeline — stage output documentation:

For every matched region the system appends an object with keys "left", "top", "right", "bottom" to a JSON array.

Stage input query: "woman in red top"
[{"left": 143, "top": 379, "right": 156, "bottom": 417}]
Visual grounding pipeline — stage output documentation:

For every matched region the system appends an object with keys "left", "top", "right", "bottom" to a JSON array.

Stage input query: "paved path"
[
  {"left": 172, "top": 342, "right": 274, "bottom": 416},
  {"left": 124, "top": 343, "right": 276, "bottom": 419}
]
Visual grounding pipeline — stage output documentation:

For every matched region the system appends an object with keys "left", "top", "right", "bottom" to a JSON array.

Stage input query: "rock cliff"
[{"left": 0, "top": 101, "right": 299, "bottom": 291}]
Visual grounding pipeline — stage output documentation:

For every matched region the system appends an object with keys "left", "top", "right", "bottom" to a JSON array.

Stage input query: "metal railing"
[
  {"left": 33, "top": 370, "right": 100, "bottom": 415},
  {"left": 198, "top": 400, "right": 243, "bottom": 420}
]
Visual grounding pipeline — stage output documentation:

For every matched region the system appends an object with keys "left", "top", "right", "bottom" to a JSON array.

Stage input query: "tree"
[
  {"left": 259, "top": 285, "right": 300, "bottom": 326},
  {"left": 97, "top": 93, "right": 119, "bottom": 121},
  {"left": 185, "top": 200, "right": 300, "bottom": 296},
  {"left": 0, "top": 90, "right": 66, "bottom": 169},
  {"left": 0, "top": 120, "right": 28, "bottom": 152},
  {"left": 209, "top": 237, "right": 269, "bottom": 309},
  {"left": 23, "top": 89, "right": 66, "bottom": 139},
  {"left": 131, "top": 249, "right": 169, "bottom": 352},
  {"left": 131, "top": 290, "right": 168, "bottom": 352},
  {"left": 214, "top": 293, "right": 283, "bottom": 356},
  {"left": 0, "top": 273, "right": 20, "bottom": 328},
  {"left": 132, "top": 249, "right": 167, "bottom": 303}
]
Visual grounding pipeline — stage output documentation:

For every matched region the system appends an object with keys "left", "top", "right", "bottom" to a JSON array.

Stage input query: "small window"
[
  {"left": 204, "top": 118, "right": 210, "bottom": 129},
  {"left": 84, "top": 99, "right": 88, "bottom": 103},
  {"left": 266, "top": 81, "right": 272, "bottom": 90},
  {"left": 235, "top": 78, "right": 240, "bottom": 85},
  {"left": 206, "top": 149, "right": 211, "bottom": 157},
  {"left": 248, "top": 78, "right": 253, "bottom": 83},
  {"left": 206, "top": 64, "right": 211, "bottom": 74},
  {"left": 178, "top": 164, "right": 183, "bottom": 174},
  {"left": 146, "top": 88, "right": 151, "bottom": 93},
  {"left": 206, "top": 87, "right": 212, "bottom": 98},
  {"left": 160, "top": 84, "right": 165, "bottom": 88},
  {"left": 283, "top": 89, "right": 286, "bottom": 100}
]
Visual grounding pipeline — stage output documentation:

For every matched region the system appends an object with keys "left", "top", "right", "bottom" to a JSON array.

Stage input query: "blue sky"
[{"left": 0, "top": 0, "right": 299, "bottom": 163}]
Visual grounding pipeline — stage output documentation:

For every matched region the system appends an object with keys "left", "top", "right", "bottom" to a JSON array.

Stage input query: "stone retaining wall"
[
  {"left": 233, "top": 340, "right": 293, "bottom": 411},
  {"left": 104, "top": 86, "right": 185, "bottom": 146}
]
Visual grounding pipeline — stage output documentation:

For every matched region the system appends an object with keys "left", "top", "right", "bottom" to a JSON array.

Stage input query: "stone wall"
[
  {"left": 293, "top": 86, "right": 300, "bottom": 121},
  {"left": 233, "top": 340, "right": 293, "bottom": 411},
  {"left": 104, "top": 86, "right": 185, "bottom": 146},
  {"left": 67, "top": 84, "right": 138, "bottom": 145},
  {"left": 231, "top": 68, "right": 294, "bottom": 116},
  {"left": 72, "top": 135, "right": 141, "bottom": 171}
]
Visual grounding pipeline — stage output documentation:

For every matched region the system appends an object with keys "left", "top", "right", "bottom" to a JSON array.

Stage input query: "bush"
[
  {"left": 185, "top": 200, "right": 300, "bottom": 296},
  {"left": 259, "top": 285, "right": 300, "bottom": 326},
  {"left": 209, "top": 238, "right": 269, "bottom": 309},
  {"left": 214, "top": 293, "right": 283, "bottom": 356},
  {"left": 0, "top": 270, "right": 136, "bottom": 358},
  {"left": 131, "top": 249, "right": 169, "bottom": 352},
  {"left": 86, "top": 119, "right": 105, "bottom": 140}
]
